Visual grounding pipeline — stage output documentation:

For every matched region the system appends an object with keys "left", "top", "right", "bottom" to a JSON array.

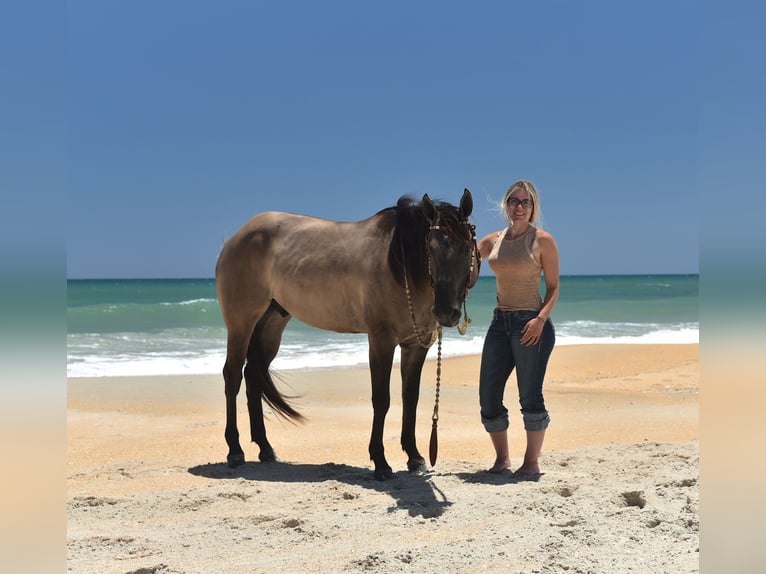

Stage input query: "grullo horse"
[{"left": 215, "top": 189, "right": 479, "bottom": 479}]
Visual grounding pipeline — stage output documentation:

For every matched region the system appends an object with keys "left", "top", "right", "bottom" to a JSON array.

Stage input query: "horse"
[{"left": 215, "top": 189, "right": 479, "bottom": 479}]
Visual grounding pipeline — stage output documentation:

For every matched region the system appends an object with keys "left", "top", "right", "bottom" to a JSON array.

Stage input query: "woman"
[{"left": 477, "top": 180, "right": 560, "bottom": 477}]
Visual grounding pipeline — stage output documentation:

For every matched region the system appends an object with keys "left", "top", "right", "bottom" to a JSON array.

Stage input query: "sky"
[{"left": 16, "top": 1, "right": 759, "bottom": 279}]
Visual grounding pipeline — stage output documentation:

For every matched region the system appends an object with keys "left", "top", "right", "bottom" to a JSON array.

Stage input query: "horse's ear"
[
  {"left": 422, "top": 193, "right": 437, "bottom": 223},
  {"left": 460, "top": 188, "right": 474, "bottom": 218}
]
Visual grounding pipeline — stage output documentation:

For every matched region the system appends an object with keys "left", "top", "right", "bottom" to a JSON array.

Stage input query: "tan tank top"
[{"left": 487, "top": 227, "right": 543, "bottom": 311}]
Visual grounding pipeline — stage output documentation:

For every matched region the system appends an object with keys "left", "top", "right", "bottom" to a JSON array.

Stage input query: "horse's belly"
[
  {"left": 271, "top": 263, "right": 394, "bottom": 335},
  {"left": 287, "top": 301, "right": 367, "bottom": 334},
  {"left": 272, "top": 282, "right": 370, "bottom": 333}
]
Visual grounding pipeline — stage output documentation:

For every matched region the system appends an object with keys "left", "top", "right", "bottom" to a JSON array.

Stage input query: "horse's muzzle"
[{"left": 432, "top": 305, "right": 461, "bottom": 328}]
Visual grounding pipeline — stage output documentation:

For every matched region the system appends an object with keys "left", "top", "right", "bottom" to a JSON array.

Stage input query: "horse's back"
[
  {"left": 218, "top": 210, "right": 391, "bottom": 273},
  {"left": 216, "top": 209, "right": 400, "bottom": 333}
]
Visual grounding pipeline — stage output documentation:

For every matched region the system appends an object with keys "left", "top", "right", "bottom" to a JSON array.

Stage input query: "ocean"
[{"left": 67, "top": 275, "right": 698, "bottom": 378}]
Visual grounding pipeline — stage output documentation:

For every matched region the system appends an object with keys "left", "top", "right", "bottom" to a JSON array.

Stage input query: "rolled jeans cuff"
[
  {"left": 481, "top": 412, "right": 509, "bottom": 434},
  {"left": 523, "top": 411, "right": 550, "bottom": 432}
]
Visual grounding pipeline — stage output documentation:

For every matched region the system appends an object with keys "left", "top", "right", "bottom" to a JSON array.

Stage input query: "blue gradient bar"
[
  {"left": 0, "top": 1, "right": 66, "bottom": 570},
  {"left": 699, "top": 2, "right": 766, "bottom": 571}
]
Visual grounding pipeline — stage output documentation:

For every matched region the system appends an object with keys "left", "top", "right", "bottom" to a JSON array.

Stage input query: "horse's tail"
[
  {"left": 260, "top": 368, "right": 305, "bottom": 423},
  {"left": 246, "top": 328, "right": 305, "bottom": 423}
]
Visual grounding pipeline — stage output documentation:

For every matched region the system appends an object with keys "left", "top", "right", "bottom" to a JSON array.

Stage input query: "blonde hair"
[{"left": 500, "top": 179, "right": 543, "bottom": 228}]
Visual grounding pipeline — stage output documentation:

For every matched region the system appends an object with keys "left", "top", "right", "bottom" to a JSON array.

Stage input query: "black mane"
[{"left": 386, "top": 195, "right": 469, "bottom": 288}]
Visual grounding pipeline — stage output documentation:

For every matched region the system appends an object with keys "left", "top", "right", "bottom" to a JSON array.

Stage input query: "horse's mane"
[{"left": 384, "top": 195, "right": 468, "bottom": 288}]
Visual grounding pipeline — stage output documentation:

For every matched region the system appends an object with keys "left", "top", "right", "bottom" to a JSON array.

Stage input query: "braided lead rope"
[
  {"left": 428, "top": 326, "right": 443, "bottom": 466},
  {"left": 433, "top": 327, "right": 442, "bottom": 422}
]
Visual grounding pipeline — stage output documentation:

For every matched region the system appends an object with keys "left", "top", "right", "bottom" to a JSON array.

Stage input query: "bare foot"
[
  {"left": 513, "top": 463, "right": 541, "bottom": 477},
  {"left": 488, "top": 460, "right": 511, "bottom": 474}
]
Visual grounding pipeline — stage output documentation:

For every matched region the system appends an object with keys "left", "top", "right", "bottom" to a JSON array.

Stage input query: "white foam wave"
[
  {"left": 557, "top": 327, "right": 698, "bottom": 346},
  {"left": 67, "top": 326, "right": 697, "bottom": 378},
  {"left": 160, "top": 298, "right": 216, "bottom": 306}
]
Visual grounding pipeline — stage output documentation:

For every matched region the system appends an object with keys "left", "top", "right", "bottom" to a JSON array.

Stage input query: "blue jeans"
[{"left": 479, "top": 309, "right": 555, "bottom": 433}]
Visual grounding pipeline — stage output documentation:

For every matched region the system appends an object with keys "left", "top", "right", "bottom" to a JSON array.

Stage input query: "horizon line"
[{"left": 67, "top": 271, "right": 701, "bottom": 281}]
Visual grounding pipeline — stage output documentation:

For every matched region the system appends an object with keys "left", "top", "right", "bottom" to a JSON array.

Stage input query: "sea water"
[{"left": 67, "top": 275, "right": 698, "bottom": 378}]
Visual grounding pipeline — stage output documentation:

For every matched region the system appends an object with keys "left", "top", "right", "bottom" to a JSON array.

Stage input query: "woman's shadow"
[{"left": 188, "top": 460, "right": 452, "bottom": 519}]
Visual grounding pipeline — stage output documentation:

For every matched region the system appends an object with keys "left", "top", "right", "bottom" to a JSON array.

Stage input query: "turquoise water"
[{"left": 67, "top": 275, "right": 698, "bottom": 377}]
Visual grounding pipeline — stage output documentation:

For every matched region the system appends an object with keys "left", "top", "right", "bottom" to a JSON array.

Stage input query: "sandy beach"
[{"left": 67, "top": 344, "right": 698, "bottom": 573}]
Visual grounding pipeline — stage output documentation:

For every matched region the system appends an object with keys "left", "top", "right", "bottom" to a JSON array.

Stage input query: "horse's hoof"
[
  {"left": 374, "top": 468, "right": 395, "bottom": 481},
  {"left": 407, "top": 459, "right": 428, "bottom": 474},
  {"left": 227, "top": 453, "right": 246, "bottom": 468},
  {"left": 259, "top": 450, "right": 278, "bottom": 463}
]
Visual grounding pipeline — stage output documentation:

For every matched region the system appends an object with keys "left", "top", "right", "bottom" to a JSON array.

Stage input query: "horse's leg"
[
  {"left": 244, "top": 302, "right": 291, "bottom": 463},
  {"left": 223, "top": 330, "right": 250, "bottom": 468},
  {"left": 368, "top": 336, "right": 396, "bottom": 480},
  {"left": 400, "top": 344, "right": 430, "bottom": 473}
]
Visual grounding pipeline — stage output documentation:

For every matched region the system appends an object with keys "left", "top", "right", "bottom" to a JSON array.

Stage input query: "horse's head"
[{"left": 421, "top": 188, "right": 480, "bottom": 328}]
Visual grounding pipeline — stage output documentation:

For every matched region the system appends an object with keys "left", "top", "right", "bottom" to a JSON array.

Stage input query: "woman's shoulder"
[
  {"left": 533, "top": 228, "right": 559, "bottom": 258},
  {"left": 477, "top": 229, "right": 506, "bottom": 258},
  {"left": 534, "top": 228, "right": 556, "bottom": 243}
]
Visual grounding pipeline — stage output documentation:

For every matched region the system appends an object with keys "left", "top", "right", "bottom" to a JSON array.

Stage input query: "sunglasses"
[{"left": 507, "top": 198, "right": 533, "bottom": 209}]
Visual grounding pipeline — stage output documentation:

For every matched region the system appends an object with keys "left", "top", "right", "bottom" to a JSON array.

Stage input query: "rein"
[
  {"left": 400, "top": 218, "right": 477, "bottom": 467},
  {"left": 401, "top": 247, "right": 439, "bottom": 349},
  {"left": 429, "top": 327, "right": 442, "bottom": 467}
]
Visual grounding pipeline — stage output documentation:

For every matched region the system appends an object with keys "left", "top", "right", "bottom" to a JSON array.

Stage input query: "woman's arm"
[
  {"left": 477, "top": 231, "right": 502, "bottom": 261},
  {"left": 536, "top": 230, "right": 560, "bottom": 321},
  {"left": 520, "top": 230, "right": 560, "bottom": 345}
]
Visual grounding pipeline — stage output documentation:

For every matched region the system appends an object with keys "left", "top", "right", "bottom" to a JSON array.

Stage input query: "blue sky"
[
  {"left": 62, "top": 1, "right": 705, "bottom": 279},
  {"left": 61, "top": 2, "right": 705, "bottom": 277}
]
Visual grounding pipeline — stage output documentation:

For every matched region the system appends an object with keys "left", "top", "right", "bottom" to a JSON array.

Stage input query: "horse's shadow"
[{"left": 188, "top": 460, "right": 452, "bottom": 519}]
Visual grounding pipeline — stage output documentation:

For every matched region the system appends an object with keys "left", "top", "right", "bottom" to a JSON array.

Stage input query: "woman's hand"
[{"left": 521, "top": 316, "right": 545, "bottom": 346}]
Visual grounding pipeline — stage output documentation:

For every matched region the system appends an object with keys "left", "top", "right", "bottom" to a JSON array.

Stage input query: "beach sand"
[{"left": 67, "top": 344, "right": 698, "bottom": 573}]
